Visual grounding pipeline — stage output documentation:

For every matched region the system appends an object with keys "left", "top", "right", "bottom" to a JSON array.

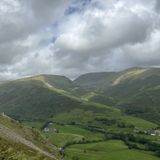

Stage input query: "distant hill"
[
  {"left": 0, "top": 113, "right": 59, "bottom": 160},
  {"left": 74, "top": 67, "right": 159, "bottom": 89},
  {"left": 74, "top": 72, "right": 117, "bottom": 90},
  {"left": 75, "top": 67, "right": 160, "bottom": 123},
  {"left": 1, "top": 68, "right": 160, "bottom": 124},
  {"left": 0, "top": 75, "right": 84, "bottom": 120},
  {"left": 0, "top": 74, "right": 107, "bottom": 121}
]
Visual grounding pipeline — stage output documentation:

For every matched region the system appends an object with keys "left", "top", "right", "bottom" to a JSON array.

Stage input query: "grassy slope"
[
  {"left": 0, "top": 113, "right": 59, "bottom": 160},
  {"left": 1, "top": 71, "right": 160, "bottom": 159},
  {"left": 0, "top": 76, "right": 84, "bottom": 120},
  {"left": 74, "top": 72, "right": 118, "bottom": 91},
  {"left": 24, "top": 107, "right": 157, "bottom": 149},
  {"left": 75, "top": 67, "right": 160, "bottom": 124},
  {"left": 52, "top": 108, "right": 157, "bottom": 130},
  {"left": 6, "top": 73, "right": 158, "bottom": 160},
  {"left": 2, "top": 73, "right": 157, "bottom": 131},
  {"left": 1, "top": 68, "right": 160, "bottom": 124},
  {"left": 105, "top": 69, "right": 160, "bottom": 123},
  {"left": 44, "top": 124, "right": 104, "bottom": 147}
]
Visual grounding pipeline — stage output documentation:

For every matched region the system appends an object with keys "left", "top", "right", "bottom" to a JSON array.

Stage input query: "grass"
[
  {"left": 44, "top": 132, "right": 83, "bottom": 147},
  {"left": 2, "top": 71, "right": 160, "bottom": 160},
  {"left": 51, "top": 125, "right": 103, "bottom": 140},
  {"left": 121, "top": 116, "right": 157, "bottom": 130},
  {"left": 21, "top": 109, "right": 160, "bottom": 160},
  {"left": 52, "top": 108, "right": 157, "bottom": 131},
  {"left": 22, "top": 121, "right": 45, "bottom": 130},
  {"left": 65, "top": 140, "right": 160, "bottom": 160},
  {"left": 0, "top": 114, "right": 58, "bottom": 160},
  {"left": 43, "top": 124, "right": 104, "bottom": 147}
]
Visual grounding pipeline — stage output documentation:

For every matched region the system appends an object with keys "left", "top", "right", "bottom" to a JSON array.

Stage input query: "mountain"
[
  {"left": 74, "top": 67, "right": 156, "bottom": 90},
  {"left": 0, "top": 113, "right": 59, "bottom": 160},
  {"left": 1, "top": 69, "right": 160, "bottom": 159},
  {"left": 75, "top": 67, "right": 160, "bottom": 123},
  {"left": 0, "top": 75, "right": 83, "bottom": 120},
  {"left": 0, "top": 74, "right": 107, "bottom": 121},
  {"left": 74, "top": 72, "right": 117, "bottom": 90},
  {"left": 1, "top": 67, "right": 160, "bottom": 124}
]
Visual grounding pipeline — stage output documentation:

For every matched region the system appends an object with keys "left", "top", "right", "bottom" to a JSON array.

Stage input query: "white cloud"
[{"left": 0, "top": 0, "right": 160, "bottom": 79}]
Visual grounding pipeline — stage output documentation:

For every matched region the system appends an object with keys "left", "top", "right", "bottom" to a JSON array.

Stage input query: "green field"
[
  {"left": 43, "top": 124, "right": 104, "bottom": 147},
  {"left": 121, "top": 115, "right": 157, "bottom": 130},
  {"left": 21, "top": 106, "right": 160, "bottom": 160},
  {"left": 22, "top": 121, "right": 45, "bottom": 130},
  {"left": 65, "top": 140, "right": 159, "bottom": 160},
  {"left": 44, "top": 132, "right": 83, "bottom": 147}
]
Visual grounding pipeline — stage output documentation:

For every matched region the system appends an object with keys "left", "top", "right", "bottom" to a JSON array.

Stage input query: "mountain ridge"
[{"left": 0, "top": 67, "right": 160, "bottom": 123}]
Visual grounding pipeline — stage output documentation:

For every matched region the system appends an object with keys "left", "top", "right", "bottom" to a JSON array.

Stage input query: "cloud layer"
[{"left": 0, "top": 0, "right": 160, "bottom": 79}]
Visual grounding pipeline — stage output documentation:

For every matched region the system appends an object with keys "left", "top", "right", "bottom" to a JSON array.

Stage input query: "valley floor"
[
  {"left": 24, "top": 120, "right": 160, "bottom": 160},
  {"left": 65, "top": 140, "right": 160, "bottom": 160}
]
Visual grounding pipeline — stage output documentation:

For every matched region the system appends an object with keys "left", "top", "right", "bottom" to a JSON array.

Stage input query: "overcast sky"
[{"left": 0, "top": 0, "right": 160, "bottom": 79}]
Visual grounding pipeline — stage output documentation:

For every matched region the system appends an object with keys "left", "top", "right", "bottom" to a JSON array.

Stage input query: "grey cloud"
[
  {"left": 30, "top": 0, "right": 70, "bottom": 22},
  {"left": 52, "top": 0, "right": 156, "bottom": 74},
  {"left": 0, "top": 43, "right": 28, "bottom": 64},
  {"left": 0, "top": 0, "right": 71, "bottom": 66},
  {"left": 0, "top": 0, "right": 160, "bottom": 79},
  {"left": 155, "top": 0, "right": 160, "bottom": 11}
]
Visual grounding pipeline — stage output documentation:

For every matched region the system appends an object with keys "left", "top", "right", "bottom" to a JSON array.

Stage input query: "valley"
[{"left": 1, "top": 67, "right": 160, "bottom": 159}]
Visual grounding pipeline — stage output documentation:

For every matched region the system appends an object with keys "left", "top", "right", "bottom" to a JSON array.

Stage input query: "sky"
[{"left": 0, "top": 0, "right": 160, "bottom": 79}]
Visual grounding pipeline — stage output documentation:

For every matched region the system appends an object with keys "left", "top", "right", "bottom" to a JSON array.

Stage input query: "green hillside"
[
  {"left": 1, "top": 68, "right": 160, "bottom": 123},
  {"left": 75, "top": 67, "right": 160, "bottom": 124},
  {"left": 74, "top": 67, "right": 159, "bottom": 90},
  {"left": 0, "top": 75, "right": 116, "bottom": 121},
  {"left": 0, "top": 113, "right": 59, "bottom": 160},
  {"left": 1, "top": 68, "right": 160, "bottom": 124},
  {"left": 1, "top": 70, "right": 160, "bottom": 160},
  {"left": 74, "top": 72, "right": 118, "bottom": 90},
  {"left": 0, "top": 75, "right": 84, "bottom": 120}
]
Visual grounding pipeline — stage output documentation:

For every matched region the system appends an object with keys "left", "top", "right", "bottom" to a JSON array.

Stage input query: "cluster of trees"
[
  {"left": 72, "top": 156, "right": 79, "bottom": 160},
  {"left": 95, "top": 117, "right": 135, "bottom": 128},
  {"left": 63, "top": 138, "right": 104, "bottom": 149},
  {"left": 58, "top": 123, "right": 160, "bottom": 158},
  {"left": 109, "top": 132, "right": 160, "bottom": 156},
  {"left": 78, "top": 125, "right": 160, "bottom": 157},
  {"left": 95, "top": 117, "right": 117, "bottom": 126}
]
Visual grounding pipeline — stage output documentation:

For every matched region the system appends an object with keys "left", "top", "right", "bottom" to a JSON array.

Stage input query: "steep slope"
[
  {"left": 1, "top": 72, "right": 160, "bottom": 159},
  {"left": 75, "top": 67, "right": 160, "bottom": 123},
  {"left": 74, "top": 72, "right": 118, "bottom": 90},
  {"left": 74, "top": 67, "right": 154, "bottom": 90},
  {"left": 21, "top": 74, "right": 86, "bottom": 96},
  {"left": 103, "top": 68, "right": 160, "bottom": 123},
  {"left": 1, "top": 68, "right": 160, "bottom": 124},
  {"left": 0, "top": 113, "right": 59, "bottom": 160},
  {"left": 0, "top": 75, "right": 110, "bottom": 121},
  {"left": 0, "top": 75, "right": 83, "bottom": 120}
]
